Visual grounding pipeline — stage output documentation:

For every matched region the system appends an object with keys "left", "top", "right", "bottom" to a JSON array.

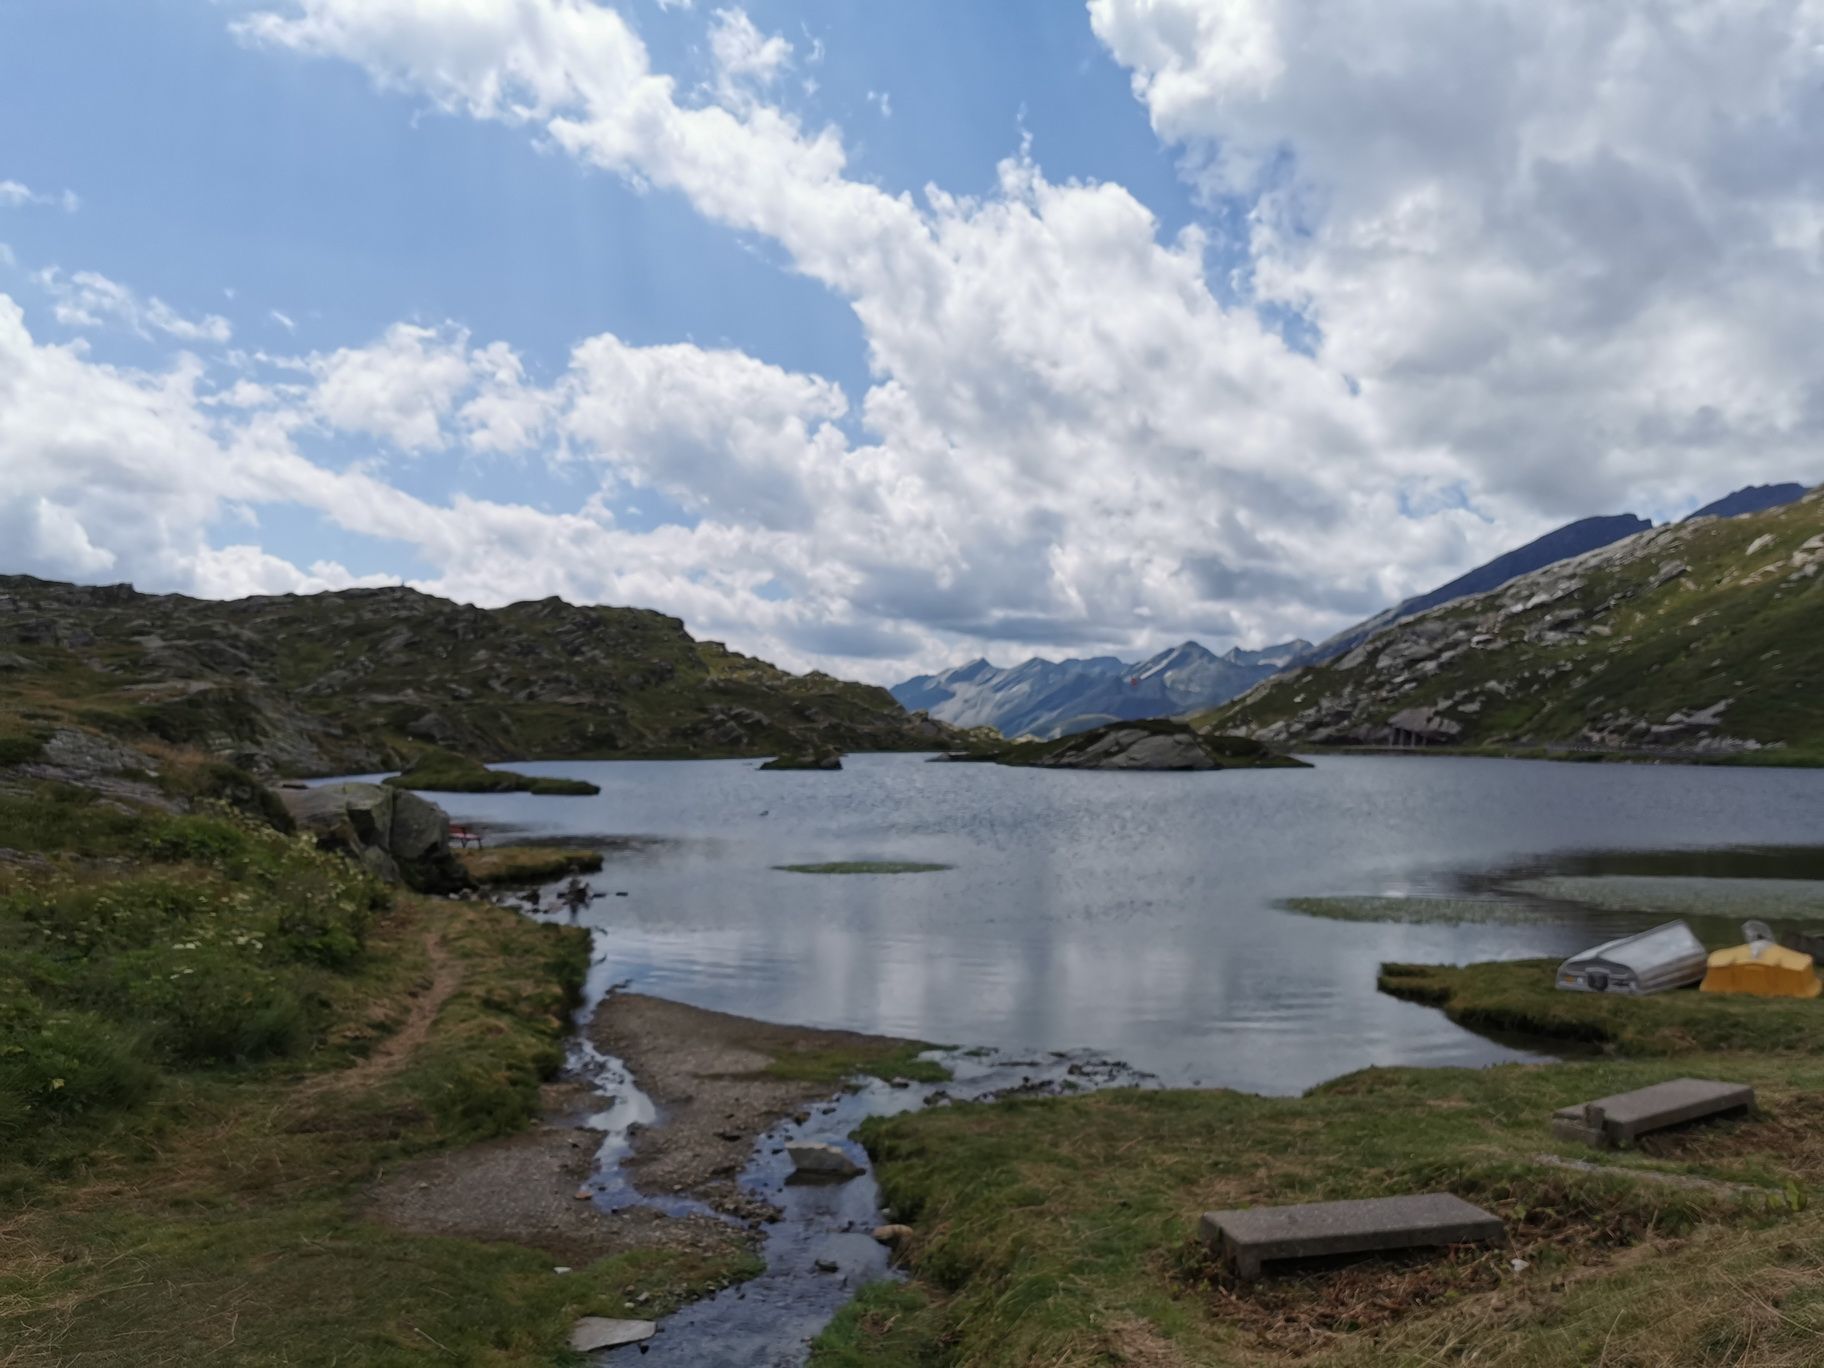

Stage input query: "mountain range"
[
  {"left": 891, "top": 639, "right": 1310, "bottom": 741},
  {"left": 896, "top": 482, "right": 1811, "bottom": 742}
]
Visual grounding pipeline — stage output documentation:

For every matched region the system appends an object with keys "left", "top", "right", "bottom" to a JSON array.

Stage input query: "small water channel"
[{"left": 548, "top": 920, "right": 1154, "bottom": 1365}]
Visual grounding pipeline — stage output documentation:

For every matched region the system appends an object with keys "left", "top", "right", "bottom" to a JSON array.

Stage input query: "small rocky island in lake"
[
  {"left": 990, "top": 719, "right": 1309, "bottom": 771},
  {"left": 759, "top": 750, "right": 843, "bottom": 770}
]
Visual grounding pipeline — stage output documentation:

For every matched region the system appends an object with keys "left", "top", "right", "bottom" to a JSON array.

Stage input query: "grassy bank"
[
  {"left": 0, "top": 789, "right": 750, "bottom": 1364},
  {"left": 1379, "top": 959, "right": 1824, "bottom": 1056},
  {"left": 384, "top": 746, "right": 600, "bottom": 796},
  {"left": 817, "top": 963, "right": 1824, "bottom": 1366},
  {"left": 457, "top": 844, "right": 605, "bottom": 884}
]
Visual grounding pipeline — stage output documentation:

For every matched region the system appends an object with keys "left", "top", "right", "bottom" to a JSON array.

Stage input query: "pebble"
[
  {"left": 814, "top": 1258, "right": 840, "bottom": 1274},
  {"left": 574, "top": 1186, "right": 592, "bottom": 1200}
]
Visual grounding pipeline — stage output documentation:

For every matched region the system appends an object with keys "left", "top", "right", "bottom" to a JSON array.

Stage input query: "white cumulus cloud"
[
  {"left": 35, "top": 266, "right": 232, "bottom": 344},
  {"left": 6, "top": 0, "right": 1816, "bottom": 685}
]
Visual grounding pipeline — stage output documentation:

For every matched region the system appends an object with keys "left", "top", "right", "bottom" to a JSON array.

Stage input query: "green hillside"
[
  {"left": 0, "top": 577, "right": 954, "bottom": 776},
  {"left": 1200, "top": 487, "right": 1824, "bottom": 761}
]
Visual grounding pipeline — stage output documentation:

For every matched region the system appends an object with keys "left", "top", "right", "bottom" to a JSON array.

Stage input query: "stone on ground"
[
  {"left": 568, "top": 1317, "right": 656, "bottom": 1352},
  {"left": 278, "top": 781, "right": 468, "bottom": 892},
  {"left": 1551, "top": 1077, "right": 1753, "bottom": 1148},
  {"left": 787, "top": 1141, "right": 865, "bottom": 1179},
  {"left": 1201, "top": 1192, "right": 1503, "bottom": 1280}
]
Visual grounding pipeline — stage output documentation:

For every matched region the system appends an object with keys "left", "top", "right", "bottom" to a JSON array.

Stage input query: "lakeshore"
[{"left": 8, "top": 756, "right": 1824, "bottom": 1364}]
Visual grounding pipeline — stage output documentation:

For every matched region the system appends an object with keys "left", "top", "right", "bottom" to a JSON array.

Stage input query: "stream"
[{"left": 555, "top": 922, "right": 1155, "bottom": 1365}]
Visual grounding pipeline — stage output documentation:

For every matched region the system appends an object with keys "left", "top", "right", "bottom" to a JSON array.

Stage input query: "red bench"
[{"left": 449, "top": 827, "right": 483, "bottom": 849}]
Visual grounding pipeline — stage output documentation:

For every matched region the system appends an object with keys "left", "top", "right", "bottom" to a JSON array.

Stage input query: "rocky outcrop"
[
  {"left": 994, "top": 719, "right": 1308, "bottom": 771},
  {"left": 278, "top": 782, "right": 468, "bottom": 892},
  {"left": 759, "top": 751, "right": 842, "bottom": 770},
  {"left": 1035, "top": 727, "right": 1218, "bottom": 770}
]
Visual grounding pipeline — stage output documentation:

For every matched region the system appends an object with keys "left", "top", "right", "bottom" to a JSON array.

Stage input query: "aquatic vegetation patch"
[
  {"left": 774, "top": 860, "right": 954, "bottom": 875},
  {"left": 760, "top": 1041, "right": 951, "bottom": 1086},
  {"left": 1280, "top": 895, "right": 1557, "bottom": 926}
]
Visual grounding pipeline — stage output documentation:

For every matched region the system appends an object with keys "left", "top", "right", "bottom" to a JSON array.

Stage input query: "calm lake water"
[{"left": 393, "top": 753, "right": 1824, "bottom": 1094}]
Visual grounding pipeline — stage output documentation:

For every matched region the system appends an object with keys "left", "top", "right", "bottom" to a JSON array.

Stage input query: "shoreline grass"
[
  {"left": 457, "top": 844, "right": 606, "bottom": 885},
  {"left": 0, "top": 791, "right": 753, "bottom": 1364},
  {"left": 815, "top": 945, "right": 1824, "bottom": 1367},
  {"left": 1377, "top": 958, "right": 1824, "bottom": 1055}
]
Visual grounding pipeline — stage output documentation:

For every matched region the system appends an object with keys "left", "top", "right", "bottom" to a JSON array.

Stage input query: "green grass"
[
  {"left": 813, "top": 1282, "right": 951, "bottom": 1366},
  {"left": 0, "top": 790, "right": 759, "bottom": 1364},
  {"left": 0, "top": 732, "right": 46, "bottom": 766},
  {"left": 457, "top": 845, "right": 605, "bottom": 885},
  {"left": 384, "top": 747, "right": 600, "bottom": 795},
  {"left": 813, "top": 1053, "right": 1824, "bottom": 1367},
  {"left": 774, "top": 861, "right": 954, "bottom": 875},
  {"left": 1378, "top": 959, "right": 1824, "bottom": 1056},
  {"left": 813, "top": 939, "right": 1824, "bottom": 1367},
  {"left": 4, "top": 1210, "right": 757, "bottom": 1367},
  {"left": 759, "top": 1041, "right": 951, "bottom": 1086}
]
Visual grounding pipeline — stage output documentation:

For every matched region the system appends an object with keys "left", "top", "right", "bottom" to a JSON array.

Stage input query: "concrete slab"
[
  {"left": 1200, "top": 1193, "right": 1503, "bottom": 1280},
  {"left": 1554, "top": 1078, "right": 1753, "bottom": 1148},
  {"left": 568, "top": 1317, "right": 656, "bottom": 1352}
]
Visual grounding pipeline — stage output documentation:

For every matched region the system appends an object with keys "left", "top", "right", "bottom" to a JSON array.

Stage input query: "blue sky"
[{"left": 2, "top": 1, "right": 1819, "bottom": 680}]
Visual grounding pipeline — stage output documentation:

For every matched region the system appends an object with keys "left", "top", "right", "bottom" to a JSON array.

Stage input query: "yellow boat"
[{"left": 1700, "top": 938, "right": 1822, "bottom": 999}]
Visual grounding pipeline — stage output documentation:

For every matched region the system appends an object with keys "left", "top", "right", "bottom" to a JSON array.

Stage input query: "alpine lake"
[{"left": 354, "top": 751, "right": 1824, "bottom": 1093}]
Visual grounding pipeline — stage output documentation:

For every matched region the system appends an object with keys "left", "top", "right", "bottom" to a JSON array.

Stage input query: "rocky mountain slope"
[
  {"left": 892, "top": 638, "right": 1309, "bottom": 740},
  {"left": 1303, "top": 513, "right": 1653, "bottom": 665},
  {"left": 0, "top": 577, "right": 957, "bottom": 775},
  {"left": 1684, "top": 483, "right": 1805, "bottom": 522},
  {"left": 1199, "top": 487, "right": 1824, "bottom": 759},
  {"left": 1302, "top": 484, "right": 1808, "bottom": 668}
]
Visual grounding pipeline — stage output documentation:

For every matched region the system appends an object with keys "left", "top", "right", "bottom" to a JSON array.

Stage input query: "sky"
[{"left": 2, "top": 1, "right": 1821, "bottom": 684}]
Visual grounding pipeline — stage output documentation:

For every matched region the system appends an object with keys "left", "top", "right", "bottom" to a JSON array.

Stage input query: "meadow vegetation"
[
  {"left": 0, "top": 786, "right": 751, "bottom": 1364},
  {"left": 817, "top": 959, "right": 1824, "bottom": 1367}
]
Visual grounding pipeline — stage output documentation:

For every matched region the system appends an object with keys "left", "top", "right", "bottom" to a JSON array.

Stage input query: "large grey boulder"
[
  {"left": 787, "top": 1142, "right": 865, "bottom": 1180},
  {"left": 279, "top": 782, "right": 468, "bottom": 893}
]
